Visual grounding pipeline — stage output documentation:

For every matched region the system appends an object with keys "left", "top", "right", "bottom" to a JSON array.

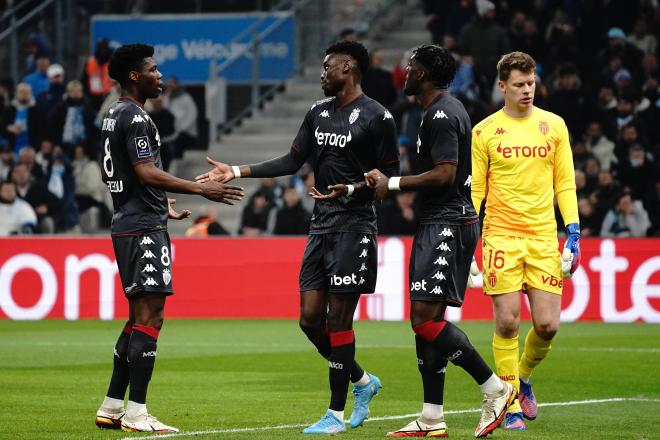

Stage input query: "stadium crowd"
[{"left": 1, "top": 0, "right": 659, "bottom": 237}]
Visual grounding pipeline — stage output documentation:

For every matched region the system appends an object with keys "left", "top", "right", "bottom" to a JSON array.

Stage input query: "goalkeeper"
[{"left": 470, "top": 51, "right": 580, "bottom": 431}]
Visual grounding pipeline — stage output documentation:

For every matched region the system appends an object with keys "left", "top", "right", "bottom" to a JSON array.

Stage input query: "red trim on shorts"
[
  {"left": 122, "top": 323, "right": 133, "bottom": 335},
  {"left": 330, "top": 330, "right": 355, "bottom": 347},
  {"left": 413, "top": 320, "right": 447, "bottom": 342},
  {"left": 133, "top": 324, "right": 160, "bottom": 341}
]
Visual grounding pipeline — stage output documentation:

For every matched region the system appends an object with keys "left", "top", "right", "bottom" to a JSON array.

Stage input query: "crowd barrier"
[{"left": 0, "top": 237, "right": 658, "bottom": 322}]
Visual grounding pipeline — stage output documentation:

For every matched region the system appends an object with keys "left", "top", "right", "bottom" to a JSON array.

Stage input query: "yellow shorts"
[{"left": 481, "top": 235, "right": 563, "bottom": 295}]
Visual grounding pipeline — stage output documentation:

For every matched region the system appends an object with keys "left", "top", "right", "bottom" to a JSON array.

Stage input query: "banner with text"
[
  {"left": 0, "top": 238, "right": 658, "bottom": 322},
  {"left": 91, "top": 13, "right": 295, "bottom": 84}
]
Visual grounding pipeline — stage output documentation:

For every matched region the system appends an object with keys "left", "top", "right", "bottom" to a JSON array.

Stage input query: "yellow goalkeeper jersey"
[{"left": 471, "top": 106, "right": 578, "bottom": 238}]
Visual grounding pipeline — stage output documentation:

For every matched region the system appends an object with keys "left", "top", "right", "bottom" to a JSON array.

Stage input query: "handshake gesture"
[
  {"left": 195, "top": 156, "right": 244, "bottom": 204},
  {"left": 561, "top": 223, "right": 581, "bottom": 278}
]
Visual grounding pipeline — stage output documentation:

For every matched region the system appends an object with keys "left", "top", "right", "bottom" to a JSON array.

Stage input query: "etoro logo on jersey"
[
  {"left": 314, "top": 126, "right": 352, "bottom": 148},
  {"left": 496, "top": 142, "right": 551, "bottom": 159}
]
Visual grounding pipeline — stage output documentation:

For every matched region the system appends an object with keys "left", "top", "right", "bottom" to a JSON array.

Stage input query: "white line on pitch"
[{"left": 120, "top": 397, "right": 660, "bottom": 439}]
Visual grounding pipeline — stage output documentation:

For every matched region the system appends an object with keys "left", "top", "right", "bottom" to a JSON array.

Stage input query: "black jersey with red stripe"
[
  {"left": 291, "top": 94, "right": 399, "bottom": 234},
  {"left": 415, "top": 93, "right": 477, "bottom": 224}
]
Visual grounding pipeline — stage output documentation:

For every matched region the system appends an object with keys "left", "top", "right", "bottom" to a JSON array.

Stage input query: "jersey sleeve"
[
  {"left": 122, "top": 111, "right": 155, "bottom": 165},
  {"left": 427, "top": 112, "right": 459, "bottom": 165},
  {"left": 290, "top": 109, "right": 316, "bottom": 162},
  {"left": 370, "top": 111, "right": 400, "bottom": 177},
  {"left": 553, "top": 119, "right": 579, "bottom": 225},
  {"left": 470, "top": 125, "right": 488, "bottom": 215}
]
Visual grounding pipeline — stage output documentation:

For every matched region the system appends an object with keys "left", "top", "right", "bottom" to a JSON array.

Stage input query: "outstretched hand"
[
  {"left": 195, "top": 156, "right": 235, "bottom": 184},
  {"left": 309, "top": 184, "right": 349, "bottom": 200},
  {"left": 200, "top": 181, "right": 244, "bottom": 205},
  {"left": 167, "top": 198, "right": 191, "bottom": 220},
  {"left": 364, "top": 168, "right": 389, "bottom": 201}
]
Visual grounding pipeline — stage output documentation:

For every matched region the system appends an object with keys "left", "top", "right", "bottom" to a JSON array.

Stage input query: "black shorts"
[
  {"left": 111, "top": 229, "right": 174, "bottom": 298},
  {"left": 299, "top": 232, "right": 378, "bottom": 294},
  {"left": 409, "top": 222, "right": 478, "bottom": 306}
]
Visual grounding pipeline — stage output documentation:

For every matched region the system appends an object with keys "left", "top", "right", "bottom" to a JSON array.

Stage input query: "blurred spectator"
[
  {"left": 593, "top": 84, "right": 618, "bottom": 139},
  {"left": 11, "top": 163, "right": 56, "bottom": 233},
  {"left": 72, "top": 144, "right": 109, "bottom": 231},
  {"left": 254, "top": 177, "right": 284, "bottom": 209},
  {"left": 165, "top": 77, "right": 198, "bottom": 162},
  {"left": 18, "top": 146, "right": 45, "bottom": 182},
  {"left": 574, "top": 170, "right": 590, "bottom": 199},
  {"left": 362, "top": 49, "right": 397, "bottom": 110},
  {"left": 47, "top": 153, "right": 79, "bottom": 232},
  {"left": 22, "top": 31, "right": 51, "bottom": 73},
  {"left": 147, "top": 96, "right": 176, "bottom": 171},
  {"left": 617, "top": 144, "right": 655, "bottom": 201},
  {"left": 585, "top": 121, "right": 616, "bottom": 171},
  {"left": 583, "top": 157, "right": 601, "bottom": 193},
  {"left": 577, "top": 196, "right": 601, "bottom": 237},
  {"left": 544, "top": 10, "right": 579, "bottom": 72},
  {"left": 457, "top": 0, "right": 510, "bottom": 100},
  {"left": 448, "top": 51, "right": 479, "bottom": 102},
  {"left": 95, "top": 84, "right": 120, "bottom": 128},
  {"left": 546, "top": 63, "right": 586, "bottom": 138},
  {"left": 600, "top": 191, "right": 651, "bottom": 237},
  {"left": 82, "top": 38, "right": 115, "bottom": 111},
  {"left": 22, "top": 54, "right": 50, "bottom": 98},
  {"left": 273, "top": 186, "right": 311, "bottom": 235},
  {"left": 0, "top": 180, "right": 37, "bottom": 235},
  {"left": 339, "top": 28, "right": 358, "bottom": 41},
  {"left": 239, "top": 189, "right": 272, "bottom": 236},
  {"left": 0, "top": 142, "right": 13, "bottom": 181},
  {"left": 509, "top": 13, "right": 543, "bottom": 62},
  {"left": 615, "top": 123, "right": 641, "bottom": 163},
  {"left": 185, "top": 206, "right": 229, "bottom": 237},
  {"left": 50, "top": 80, "right": 96, "bottom": 153},
  {"left": 35, "top": 64, "right": 66, "bottom": 118},
  {"left": 571, "top": 139, "right": 592, "bottom": 171},
  {"left": 644, "top": 177, "right": 660, "bottom": 236},
  {"left": 423, "top": 0, "right": 475, "bottom": 43},
  {"left": 35, "top": 139, "right": 54, "bottom": 176},
  {"left": 378, "top": 192, "right": 417, "bottom": 235},
  {"left": 596, "top": 28, "right": 643, "bottom": 78},
  {"left": 591, "top": 170, "right": 621, "bottom": 223},
  {"left": 0, "top": 83, "right": 45, "bottom": 154}
]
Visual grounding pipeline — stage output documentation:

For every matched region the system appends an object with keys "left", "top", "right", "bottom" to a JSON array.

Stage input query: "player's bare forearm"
[
  {"left": 397, "top": 164, "right": 455, "bottom": 191},
  {"left": 135, "top": 162, "right": 204, "bottom": 195}
]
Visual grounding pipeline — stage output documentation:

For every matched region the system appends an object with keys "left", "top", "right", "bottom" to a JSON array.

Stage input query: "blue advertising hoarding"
[{"left": 91, "top": 13, "right": 295, "bottom": 84}]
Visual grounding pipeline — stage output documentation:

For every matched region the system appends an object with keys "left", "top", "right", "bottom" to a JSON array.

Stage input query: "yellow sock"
[
  {"left": 519, "top": 328, "right": 553, "bottom": 382},
  {"left": 493, "top": 333, "right": 521, "bottom": 413}
]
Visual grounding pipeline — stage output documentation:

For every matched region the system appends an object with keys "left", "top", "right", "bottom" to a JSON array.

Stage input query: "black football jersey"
[
  {"left": 291, "top": 94, "right": 399, "bottom": 234},
  {"left": 415, "top": 93, "right": 477, "bottom": 224},
  {"left": 100, "top": 97, "right": 168, "bottom": 234}
]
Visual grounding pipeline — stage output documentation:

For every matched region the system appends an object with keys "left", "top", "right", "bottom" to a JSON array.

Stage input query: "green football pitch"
[{"left": 1, "top": 320, "right": 658, "bottom": 439}]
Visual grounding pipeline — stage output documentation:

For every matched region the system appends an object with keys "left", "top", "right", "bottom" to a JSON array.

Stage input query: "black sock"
[
  {"left": 300, "top": 323, "right": 365, "bottom": 383},
  {"left": 415, "top": 320, "right": 492, "bottom": 385},
  {"left": 106, "top": 322, "right": 132, "bottom": 400},
  {"left": 328, "top": 330, "right": 355, "bottom": 412},
  {"left": 415, "top": 336, "right": 448, "bottom": 405},
  {"left": 127, "top": 324, "right": 159, "bottom": 404}
]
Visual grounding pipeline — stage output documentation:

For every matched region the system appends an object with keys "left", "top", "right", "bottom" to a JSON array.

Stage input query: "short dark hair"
[
  {"left": 108, "top": 43, "right": 154, "bottom": 86},
  {"left": 497, "top": 51, "right": 536, "bottom": 81},
  {"left": 411, "top": 44, "right": 456, "bottom": 89},
  {"left": 326, "top": 40, "right": 370, "bottom": 78}
]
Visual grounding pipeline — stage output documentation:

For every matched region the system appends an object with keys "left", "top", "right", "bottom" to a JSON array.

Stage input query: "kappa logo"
[
  {"left": 416, "top": 136, "right": 421, "bottom": 153},
  {"left": 430, "top": 286, "right": 443, "bottom": 295},
  {"left": 142, "top": 264, "right": 157, "bottom": 273},
  {"left": 140, "top": 236, "right": 155, "bottom": 245},
  {"left": 464, "top": 175, "right": 472, "bottom": 187},
  {"left": 144, "top": 277, "right": 159, "bottom": 286},
  {"left": 431, "top": 271, "right": 446, "bottom": 280},
  {"left": 360, "top": 236, "right": 370, "bottom": 244},
  {"left": 359, "top": 249, "right": 368, "bottom": 258},
  {"left": 131, "top": 115, "right": 146, "bottom": 124},
  {"left": 359, "top": 263, "right": 367, "bottom": 272},
  {"left": 319, "top": 110, "right": 330, "bottom": 118},
  {"left": 436, "top": 242, "right": 451, "bottom": 251},
  {"left": 114, "top": 348, "right": 120, "bottom": 358},
  {"left": 495, "top": 127, "right": 507, "bottom": 135},
  {"left": 383, "top": 110, "right": 393, "bottom": 120},
  {"left": 475, "top": 130, "right": 481, "bottom": 136},
  {"left": 439, "top": 228, "right": 454, "bottom": 237},
  {"left": 433, "top": 110, "right": 448, "bottom": 119},
  {"left": 349, "top": 107, "right": 361, "bottom": 124},
  {"left": 359, "top": 276, "right": 365, "bottom": 285},
  {"left": 141, "top": 250, "right": 156, "bottom": 259},
  {"left": 314, "top": 127, "right": 352, "bottom": 148},
  {"left": 162, "top": 268, "right": 171, "bottom": 286},
  {"left": 437, "top": 366, "right": 447, "bottom": 374},
  {"left": 433, "top": 256, "right": 449, "bottom": 266}
]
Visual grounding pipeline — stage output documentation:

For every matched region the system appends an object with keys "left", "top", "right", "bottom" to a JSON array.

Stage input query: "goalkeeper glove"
[
  {"left": 467, "top": 256, "right": 480, "bottom": 288},
  {"left": 561, "top": 223, "right": 581, "bottom": 278}
]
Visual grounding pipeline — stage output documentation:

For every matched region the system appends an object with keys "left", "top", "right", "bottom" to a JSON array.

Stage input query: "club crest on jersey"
[
  {"left": 349, "top": 107, "right": 360, "bottom": 124},
  {"left": 134, "top": 136, "right": 151, "bottom": 159},
  {"left": 162, "top": 268, "right": 171, "bottom": 286},
  {"left": 539, "top": 120, "right": 549, "bottom": 135}
]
